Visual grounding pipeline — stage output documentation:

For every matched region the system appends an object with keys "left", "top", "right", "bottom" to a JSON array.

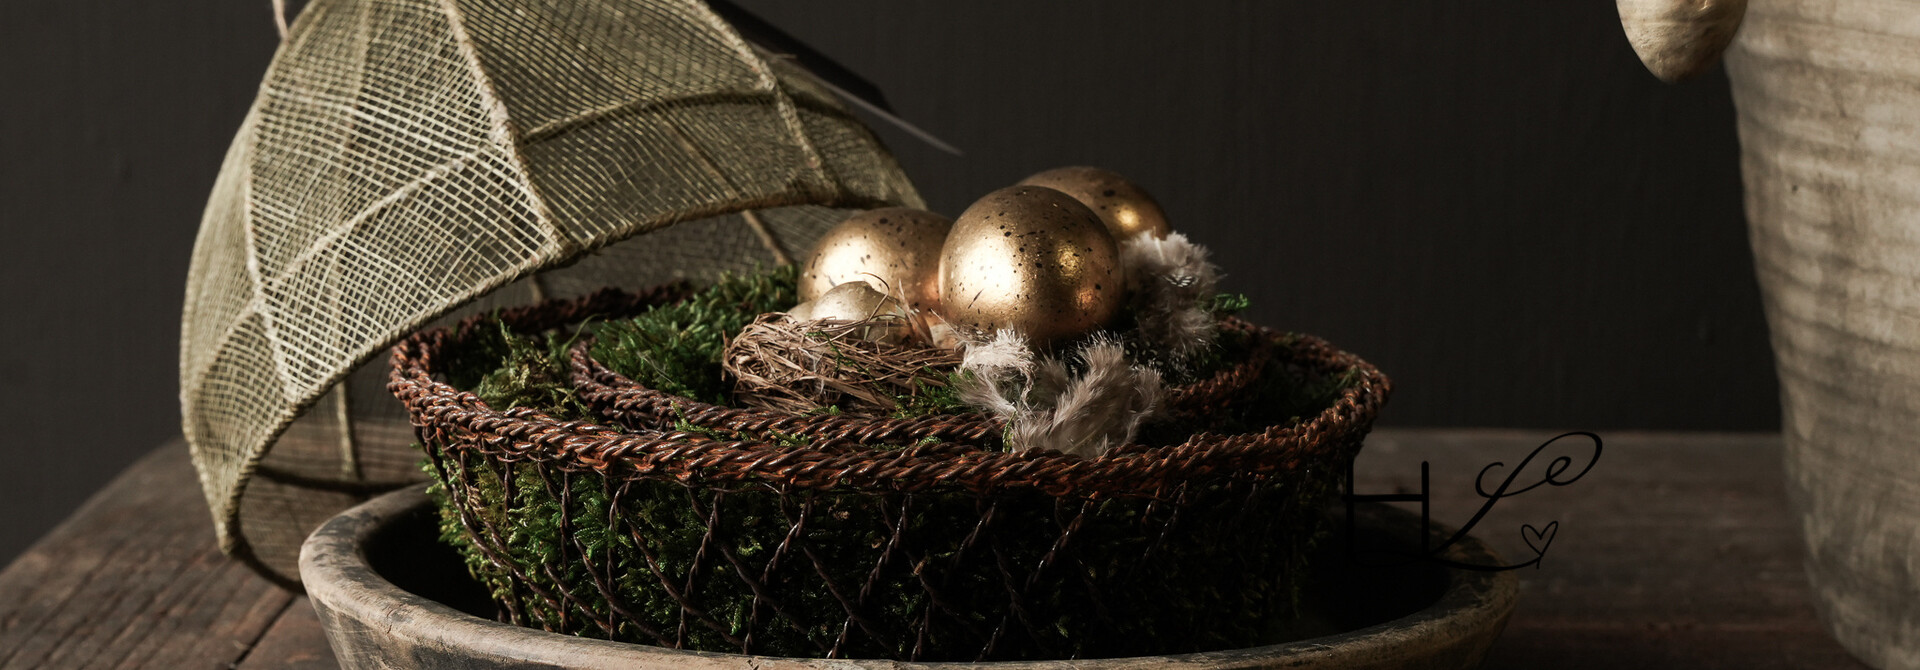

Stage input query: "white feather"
[
  {"left": 958, "top": 335, "right": 1164, "bottom": 458},
  {"left": 1121, "top": 232, "right": 1223, "bottom": 362},
  {"left": 960, "top": 328, "right": 1034, "bottom": 376}
]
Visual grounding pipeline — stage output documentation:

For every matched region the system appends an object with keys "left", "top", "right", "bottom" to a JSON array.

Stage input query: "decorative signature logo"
[{"left": 1343, "top": 431, "right": 1603, "bottom": 571}]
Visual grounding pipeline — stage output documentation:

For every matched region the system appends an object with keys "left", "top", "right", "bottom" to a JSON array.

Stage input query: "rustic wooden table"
[{"left": 0, "top": 429, "right": 1872, "bottom": 669}]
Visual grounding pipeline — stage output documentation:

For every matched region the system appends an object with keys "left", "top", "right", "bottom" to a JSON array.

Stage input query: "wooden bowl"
[{"left": 301, "top": 486, "right": 1516, "bottom": 669}]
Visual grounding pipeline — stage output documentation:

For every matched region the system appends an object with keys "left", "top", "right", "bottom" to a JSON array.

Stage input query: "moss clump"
[
  {"left": 1204, "top": 292, "right": 1252, "bottom": 318},
  {"left": 888, "top": 373, "right": 970, "bottom": 419},
  {"left": 589, "top": 266, "right": 799, "bottom": 405},
  {"left": 482, "top": 323, "right": 596, "bottom": 420}
]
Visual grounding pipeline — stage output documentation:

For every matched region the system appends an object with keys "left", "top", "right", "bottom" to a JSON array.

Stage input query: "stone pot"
[
  {"left": 300, "top": 486, "right": 1517, "bottom": 669},
  {"left": 1621, "top": 1, "right": 1920, "bottom": 667},
  {"left": 1729, "top": 5, "right": 1920, "bottom": 666}
]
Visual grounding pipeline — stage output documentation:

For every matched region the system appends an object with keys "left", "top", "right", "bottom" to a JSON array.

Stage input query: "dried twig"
[{"left": 723, "top": 313, "right": 961, "bottom": 415}]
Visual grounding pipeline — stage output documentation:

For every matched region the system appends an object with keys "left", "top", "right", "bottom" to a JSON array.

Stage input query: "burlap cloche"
[{"left": 179, "top": 0, "right": 923, "bottom": 585}]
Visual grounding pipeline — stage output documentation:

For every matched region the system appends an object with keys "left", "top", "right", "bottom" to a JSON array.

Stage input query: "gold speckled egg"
[
  {"left": 1018, "top": 166, "right": 1171, "bottom": 240},
  {"left": 800, "top": 208, "right": 953, "bottom": 310},
  {"left": 938, "top": 186, "right": 1124, "bottom": 347}
]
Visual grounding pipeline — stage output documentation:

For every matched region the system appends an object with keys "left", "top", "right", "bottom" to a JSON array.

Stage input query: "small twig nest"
[{"left": 723, "top": 313, "right": 962, "bottom": 416}]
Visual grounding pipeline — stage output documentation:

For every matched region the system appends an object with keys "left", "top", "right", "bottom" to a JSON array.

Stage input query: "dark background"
[{"left": 0, "top": 1, "right": 1773, "bottom": 566}]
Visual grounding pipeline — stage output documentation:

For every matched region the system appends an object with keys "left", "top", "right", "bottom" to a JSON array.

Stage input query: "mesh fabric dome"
[{"left": 180, "top": 0, "right": 922, "bottom": 584}]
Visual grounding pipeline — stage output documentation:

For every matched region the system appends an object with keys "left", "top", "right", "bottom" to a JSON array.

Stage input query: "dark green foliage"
[
  {"left": 590, "top": 266, "right": 799, "bottom": 404},
  {"left": 888, "top": 373, "right": 970, "bottom": 419},
  {"left": 1205, "top": 292, "right": 1252, "bottom": 318},
  {"left": 435, "top": 312, "right": 597, "bottom": 421},
  {"left": 440, "top": 314, "right": 518, "bottom": 394},
  {"left": 475, "top": 322, "right": 596, "bottom": 420}
]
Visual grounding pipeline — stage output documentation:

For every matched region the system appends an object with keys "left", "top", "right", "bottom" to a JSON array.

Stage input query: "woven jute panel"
[{"left": 180, "top": 0, "right": 922, "bottom": 585}]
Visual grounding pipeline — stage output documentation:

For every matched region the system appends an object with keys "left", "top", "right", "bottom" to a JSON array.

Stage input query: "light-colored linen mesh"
[{"left": 181, "top": 0, "right": 922, "bottom": 584}]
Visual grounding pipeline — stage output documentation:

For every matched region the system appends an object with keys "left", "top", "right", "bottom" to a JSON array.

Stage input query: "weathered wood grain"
[
  {"left": 1359, "top": 428, "right": 1868, "bottom": 669},
  {"left": 0, "top": 440, "right": 295, "bottom": 670},
  {"left": 237, "top": 598, "right": 337, "bottom": 670}
]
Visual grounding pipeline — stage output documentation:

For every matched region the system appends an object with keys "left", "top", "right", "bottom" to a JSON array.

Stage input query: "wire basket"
[{"left": 389, "top": 285, "right": 1390, "bottom": 662}]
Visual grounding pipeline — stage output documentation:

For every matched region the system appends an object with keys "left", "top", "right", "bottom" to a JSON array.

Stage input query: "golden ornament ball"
[
  {"left": 938, "top": 185, "right": 1125, "bottom": 347},
  {"left": 800, "top": 207, "right": 953, "bottom": 310},
  {"left": 1018, "top": 166, "right": 1171, "bottom": 240}
]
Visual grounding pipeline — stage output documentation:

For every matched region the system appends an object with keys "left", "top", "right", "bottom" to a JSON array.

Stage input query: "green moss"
[
  {"left": 590, "top": 266, "right": 799, "bottom": 405},
  {"left": 1205, "top": 292, "right": 1252, "bottom": 318},
  {"left": 474, "top": 321, "right": 597, "bottom": 420},
  {"left": 888, "top": 372, "right": 970, "bottom": 419},
  {"left": 440, "top": 314, "right": 516, "bottom": 394}
]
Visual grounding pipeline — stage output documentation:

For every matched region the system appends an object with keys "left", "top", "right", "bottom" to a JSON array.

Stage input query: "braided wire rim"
[{"left": 388, "top": 286, "right": 1392, "bottom": 498}]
